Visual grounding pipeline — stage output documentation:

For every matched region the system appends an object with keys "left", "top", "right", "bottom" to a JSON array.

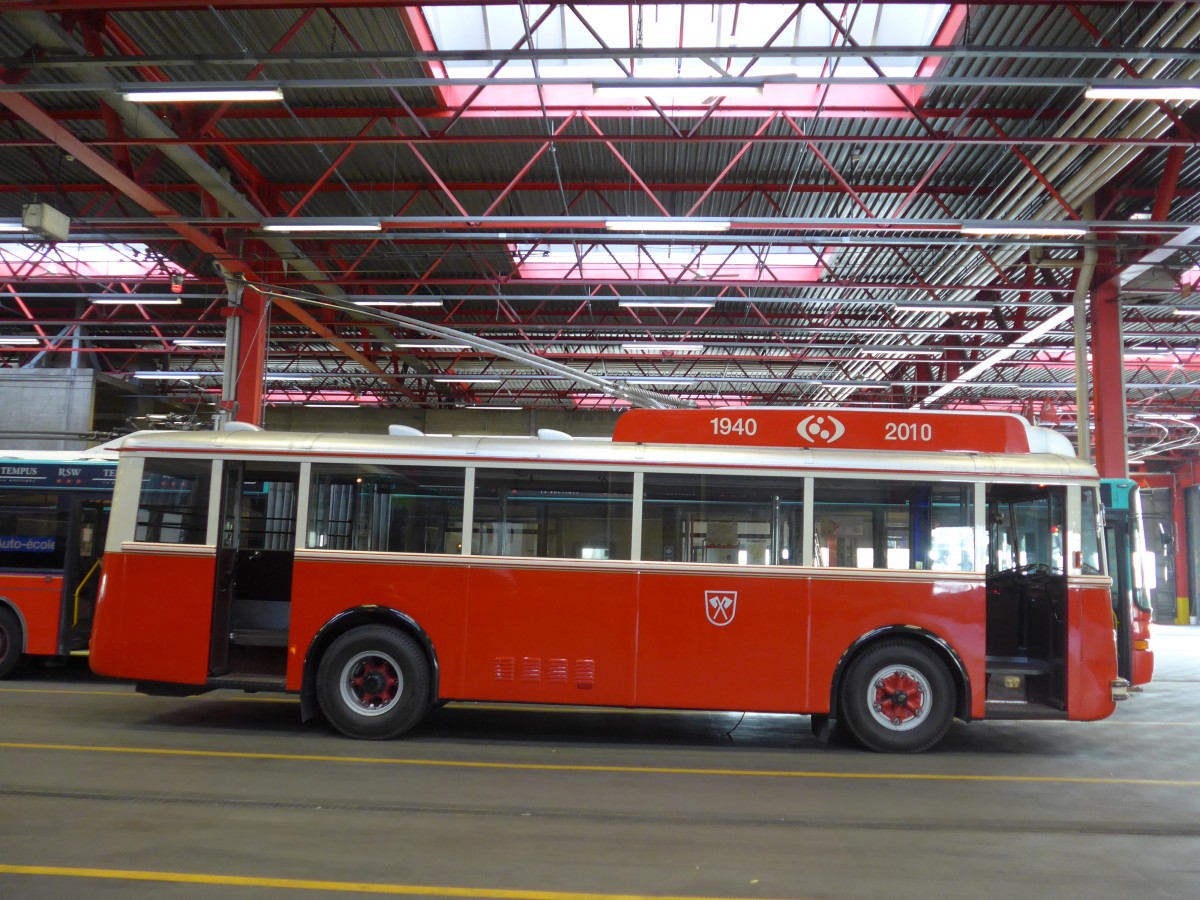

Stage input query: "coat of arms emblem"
[{"left": 705, "top": 590, "right": 737, "bottom": 626}]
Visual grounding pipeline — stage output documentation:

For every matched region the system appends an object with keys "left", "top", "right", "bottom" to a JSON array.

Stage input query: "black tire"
[
  {"left": 839, "top": 639, "right": 955, "bottom": 753},
  {"left": 316, "top": 625, "right": 431, "bottom": 740},
  {"left": 0, "top": 606, "right": 23, "bottom": 680}
]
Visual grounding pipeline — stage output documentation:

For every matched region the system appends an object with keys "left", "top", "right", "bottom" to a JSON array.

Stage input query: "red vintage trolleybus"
[{"left": 89, "top": 408, "right": 1131, "bottom": 752}]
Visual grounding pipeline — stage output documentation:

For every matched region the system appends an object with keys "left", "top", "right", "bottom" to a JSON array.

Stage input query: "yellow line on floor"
[
  {"left": 0, "top": 741, "right": 1197, "bottom": 786},
  {"left": 0, "top": 864, "right": 784, "bottom": 899}
]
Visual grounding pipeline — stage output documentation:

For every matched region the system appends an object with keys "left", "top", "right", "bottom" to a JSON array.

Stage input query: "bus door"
[
  {"left": 984, "top": 484, "right": 1068, "bottom": 712},
  {"left": 59, "top": 497, "right": 109, "bottom": 653},
  {"left": 211, "top": 462, "right": 299, "bottom": 679}
]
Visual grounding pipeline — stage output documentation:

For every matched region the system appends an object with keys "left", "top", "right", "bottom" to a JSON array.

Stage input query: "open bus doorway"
[{"left": 984, "top": 484, "right": 1070, "bottom": 714}]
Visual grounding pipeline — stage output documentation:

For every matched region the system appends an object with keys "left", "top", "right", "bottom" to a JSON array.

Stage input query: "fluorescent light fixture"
[
  {"left": 1129, "top": 212, "right": 1152, "bottom": 221},
  {"left": 427, "top": 375, "right": 502, "bottom": 384},
  {"left": 172, "top": 337, "right": 227, "bottom": 347},
  {"left": 304, "top": 402, "right": 359, "bottom": 408},
  {"left": 0, "top": 221, "right": 28, "bottom": 233},
  {"left": 624, "top": 377, "right": 698, "bottom": 386},
  {"left": 618, "top": 300, "right": 715, "bottom": 309},
  {"left": 861, "top": 347, "right": 942, "bottom": 358},
  {"left": 0, "top": 336, "right": 41, "bottom": 345},
  {"left": 1172, "top": 308, "right": 1200, "bottom": 317},
  {"left": 605, "top": 219, "right": 731, "bottom": 233},
  {"left": 961, "top": 225, "right": 1088, "bottom": 237},
  {"left": 895, "top": 303, "right": 995, "bottom": 313},
  {"left": 133, "top": 371, "right": 207, "bottom": 381},
  {"left": 90, "top": 295, "right": 182, "bottom": 305},
  {"left": 353, "top": 299, "right": 441, "bottom": 307},
  {"left": 393, "top": 341, "right": 471, "bottom": 350},
  {"left": 122, "top": 87, "right": 285, "bottom": 103},
  {"left": 467, "top": 405, "right": 523, "bottom": 410},
  {"left": 1085, "top": 85, "right": 1200, "bottom": 102},
  {"left": 1138, "top": 413, "right": 1198, "bottom": 420},
  {"left": 261, "top": 219, "right": 382, "bottom": 233},
  {"left": 263, "top": 373, "right": 313, "bottom": 382},
  {"left": 620, "top": 342, "right": 705, "bottom": 354}
]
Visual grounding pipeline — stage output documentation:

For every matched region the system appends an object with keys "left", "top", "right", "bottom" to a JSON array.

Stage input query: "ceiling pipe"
[{"left": 1074, "top": 200, "right": 1099, "bottom": 460}]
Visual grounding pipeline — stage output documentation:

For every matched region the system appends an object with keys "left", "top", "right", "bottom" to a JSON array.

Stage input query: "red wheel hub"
[
  {"left": 351, "top": 657, "right": 399, "bottom": 709},
  {"left": 874, "top": 669, "right": 925, "bottom": 724}
]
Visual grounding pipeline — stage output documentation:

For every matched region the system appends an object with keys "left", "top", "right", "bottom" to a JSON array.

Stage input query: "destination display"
[{"left": 0, "top": 461, "right": 117, "bottom": 491}]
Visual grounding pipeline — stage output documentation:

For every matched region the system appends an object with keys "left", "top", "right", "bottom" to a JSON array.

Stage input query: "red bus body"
[{"left": 89, "top": 408, "right": 1129, "bottom": 750}]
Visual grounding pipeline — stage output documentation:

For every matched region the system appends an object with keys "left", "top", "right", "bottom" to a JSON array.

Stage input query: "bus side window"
[
  {"left": 136, "top": 459, "right": 212, "bottom": 545},
  {"left": 0, "top": 492, "right": 69, "bottom": 570},
  {"left": 812, "top": 479, "right": 973, "bottom": 571},
  {"left": 641, "top": 473, "right": 804, "bottom": 566},
  {"left": 308, "top": 464, "right": 465, "bottom": 554},
  {"left": 472, "top": 468, "right": 633, "bottom": 560}
]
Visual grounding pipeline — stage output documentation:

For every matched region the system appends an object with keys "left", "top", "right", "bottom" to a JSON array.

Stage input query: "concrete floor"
[{"left": 0, "top": 627, "right": 1197, "bottom": 900}]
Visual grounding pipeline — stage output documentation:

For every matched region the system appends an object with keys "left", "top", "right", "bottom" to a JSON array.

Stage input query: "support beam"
[{"left": 1092, "top": 255, "right": 1128, "bottom": 478}]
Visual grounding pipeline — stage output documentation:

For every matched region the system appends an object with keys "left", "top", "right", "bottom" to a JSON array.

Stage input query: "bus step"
[
  {"left": 984, "top": 701, "right": 1069, "bottom": 720},
  {"left": 206, "top": 674, "right": 287, "bottom": 692},
  {"left": 985, "top": 655, "right": 1051, "bottom": 676},
  {"left": 229, "top": 628, "right": 289, "bottom": 648}
]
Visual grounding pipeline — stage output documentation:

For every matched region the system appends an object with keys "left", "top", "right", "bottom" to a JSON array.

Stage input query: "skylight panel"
[
  {"left": 421, "top": 3, "right": 952, "bottom": 82},
  {"left": 0, "top": 242, "right": 186, "bottom": 281}
]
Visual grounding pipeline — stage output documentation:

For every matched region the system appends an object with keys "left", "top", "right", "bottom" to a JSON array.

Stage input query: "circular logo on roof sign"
[{"left": 796, "top": 414, "right": 845, "bottom": 445}]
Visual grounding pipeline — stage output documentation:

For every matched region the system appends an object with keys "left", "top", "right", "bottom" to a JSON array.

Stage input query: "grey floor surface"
[{"left": 0, "top": 626, "right": 1197, "bottom": 900}]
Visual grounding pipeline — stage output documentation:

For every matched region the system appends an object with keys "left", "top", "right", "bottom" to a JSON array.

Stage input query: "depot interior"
[{"left": 0, "top": 1, "right": 1197, "bottom": 624}]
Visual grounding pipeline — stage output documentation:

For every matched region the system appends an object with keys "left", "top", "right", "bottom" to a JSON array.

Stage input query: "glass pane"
[
  {"left": 986, "top": 485, "right": 1065, "bottom": 574},
  {"left": 472, "top": 468, "right": 633, "bottom": 560},
  {"left": 1080, "top": 488, "right": 1103, "bottom": 575},
  {"left": 641, "top": 472, "right": 804, "bottom": 565},
  {"left": 814, "top": 478, "right": 970, "bottom": 570},
  {"left": 308, "top": 464, "right": 465, "bottom": 554},
  {"left": 0, "top": 493, "right": 68, "bottom": 570},
  {"left": 136, "top": 459, "right": 211, "bottom": 544}
]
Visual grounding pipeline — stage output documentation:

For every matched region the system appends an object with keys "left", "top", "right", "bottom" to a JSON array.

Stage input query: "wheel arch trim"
[
  {"left": 828, "top": 625, "right": 972, "bottom": 723},
  {"left": 0, "top": 598, "right": 29, "bottom": 653}
]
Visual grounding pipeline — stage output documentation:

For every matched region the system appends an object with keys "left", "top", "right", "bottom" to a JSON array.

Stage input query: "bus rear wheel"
[
  {"left": 316, "top": 626, "right": 431, "bottom": 740},
  {"left": 840, "top": 640, "right": 954, "bottom": 753},
  {"left": 0, "top": 606, "right": 22, "bottom": 680}
]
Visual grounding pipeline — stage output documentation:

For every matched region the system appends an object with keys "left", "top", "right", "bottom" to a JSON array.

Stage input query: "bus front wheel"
[
  {"left": 0, "top": 606, "right": 22, "bottom": 680},
  {"left": 840, "top": 640, "right": 954, "bottom": 753},
  {"left": 316, "top": 625, "right": 431, "bottom": 740}
]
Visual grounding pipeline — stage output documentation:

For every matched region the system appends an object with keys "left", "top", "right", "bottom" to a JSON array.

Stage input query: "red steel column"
[{"left": 1091, "top": 262, "right": 1127, "bottom": 479}]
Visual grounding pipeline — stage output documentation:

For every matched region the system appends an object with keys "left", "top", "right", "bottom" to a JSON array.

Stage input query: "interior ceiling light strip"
[
  {"left": 960, "top": 225, "right": 1088, "bottom": 237},
  {"left": 90, "top": 295, "right": 182, "bottom": 305},
  {"left": 605, "top": 219, "right": 731, "bottom": 233},
  {"left": 262, "top": 220, "right": 382, "bottom": 233},
  {"left": 121, "top": 87, "right": 284, "bottom": 103},
  {"left": 1085, "top": 85, "right": 1200, "bottom": 101},
  {"left": 620, "top": 343, "right": 705, "bottom": 353}
]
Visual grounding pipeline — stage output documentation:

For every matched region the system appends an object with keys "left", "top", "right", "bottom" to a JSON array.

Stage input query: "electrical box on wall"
[{"left": 22, "top": 203, "right": 71, "bottom": 242}]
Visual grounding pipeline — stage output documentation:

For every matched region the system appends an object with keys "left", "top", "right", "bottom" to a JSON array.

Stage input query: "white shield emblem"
[{"left": 705, "top": 590, "right": 737, "bottom": 626}]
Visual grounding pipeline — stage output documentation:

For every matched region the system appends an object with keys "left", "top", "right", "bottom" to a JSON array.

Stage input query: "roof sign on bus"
[{"left": 612, "top": 408, "right": 1034, "bottom": 454}]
